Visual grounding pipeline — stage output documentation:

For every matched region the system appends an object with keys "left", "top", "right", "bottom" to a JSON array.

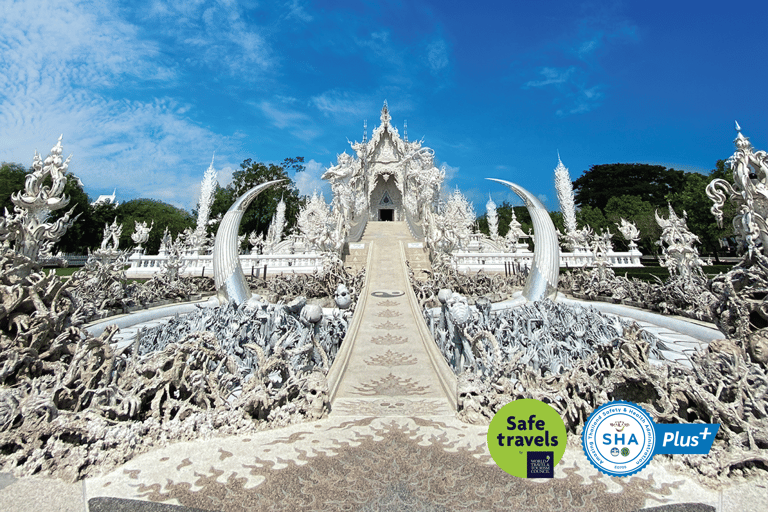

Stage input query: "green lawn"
[
  {"left": 560, "top": 264, "right": 733, "bottom": 283},
  {"left": 53, "top": 267, "right": 78, "bottom": 277}
]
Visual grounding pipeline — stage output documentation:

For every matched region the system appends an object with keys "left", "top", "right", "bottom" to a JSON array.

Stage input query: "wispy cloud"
[
  {"left": 257, "top": 100, "right": 321, "bottom": 141},
  {"left": 426, "top": 38, "right": 450, "bottom": 75},
  {"left": 137, "top": 0, "right": 276, "bottom": 77},
  {"left": 294, "top": 159, "right": 330, "bottom": 197},
  {"left": 523, "top": 66, "right": 604, "bottom": 116},
  {"left": 0, "top": 0, "right": 239, "bottom": 209},
  {"left": 311, "top": 90, "right": 375, "bottom": 118},
  {"left": 519, "top": 6, "right": 638, "bottom": 117},
  {"left": 524, "top": 67, "right": 575, "bottom": 88}
]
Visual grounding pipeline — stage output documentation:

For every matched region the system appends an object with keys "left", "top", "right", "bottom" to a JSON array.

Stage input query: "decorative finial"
[
  {"left": 380, "top": 100, "right": 390, "bottom": 125},
  {"left": 404, "top": 120, "right": 408, "bottom": 142},
  {"left": 363, "top": 119, "right": 367, "bottom": 143},
  {"left": 733, "top": 120, "right": 751, "bottom": 148},
  {"left": 557, "top": 150, "right": 562, "bottom": 166}
]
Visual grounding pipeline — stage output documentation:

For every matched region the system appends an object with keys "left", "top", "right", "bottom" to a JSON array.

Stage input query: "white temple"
[
  {"left": 91, "top": 188, "right": 118, "bottom": 207},
  {"left": 321, "top": 101, "right": 444, "bottom": 242}
]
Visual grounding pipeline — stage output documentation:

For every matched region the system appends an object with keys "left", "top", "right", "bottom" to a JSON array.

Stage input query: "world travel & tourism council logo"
[
  {"left": 487, "top": 399, "right": 567, "bottom": 478},
  {"left": 582, "top": 400, "right": 720, "bottom": 477}
]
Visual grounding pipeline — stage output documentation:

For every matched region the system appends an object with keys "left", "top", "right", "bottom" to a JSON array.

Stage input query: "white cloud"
[
  {"left": 524, "top": 67, "right": 575, "bottom": 88},
  {"left": 523, "top": 65, "right": 604, "bottom": 116},
  {"left": 257, "top": 100, "right": 321, "bottom": 141},
  {"left": 311, "top": 90, "right": 376, "bottom": 118},
  {"left": 426, "top": 38, "right": 449, "bottom": 75},
  {"left": 294, "top": 159, "right": 330, "bottom": 197},
  {"left": 0, "top": 0, "right": 241, "bottom": 210},
  {"left": 137, "top": 0, "right": 275, "bottom": 77}
]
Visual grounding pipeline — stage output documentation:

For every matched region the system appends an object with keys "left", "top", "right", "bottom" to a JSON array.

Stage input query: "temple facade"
[{"left": 321, "top": 102, "right": 444, "bottom": 242}]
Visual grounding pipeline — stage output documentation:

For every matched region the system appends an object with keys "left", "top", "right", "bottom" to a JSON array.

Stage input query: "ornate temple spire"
[
  {"left": 403, "top": 120, "right": 408, "bottom": 142},
  {"left": 380, "top": 100, "right": 390, "bottom": 126},
  {"left": 734, "top": 120, "right": 752, "bottom": 150},
  {"left": 554, "top": 153, "right": 578, "bottom": 238},
  {"left": 363, "top": 119, "right": 367, "bottom": 143}
]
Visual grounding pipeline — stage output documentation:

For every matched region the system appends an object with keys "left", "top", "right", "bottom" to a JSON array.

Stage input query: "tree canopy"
[
  {"left": 226, "top": 157, "right": 305, "bottom": 237},
  {"left": 115, "top": 199, "right": 196, "bottom": 254},
  {"left": 573, "top": 164, "right": 686, "bottom": 211}
]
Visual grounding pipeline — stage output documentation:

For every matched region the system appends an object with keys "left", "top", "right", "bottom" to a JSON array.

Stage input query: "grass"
[
  {"left": 560, "top": 264, "right": 734, "bottom": 283},
  {"left": 50, "top": 267, "right": 148, "bottom": 284},
  {"left": 52, "top": 267, "right": 78, "bottom": 277}
]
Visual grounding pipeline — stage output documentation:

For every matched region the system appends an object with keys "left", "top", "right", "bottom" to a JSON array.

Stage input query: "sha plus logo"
[{"left": 582, "top": 401, "right": 720, "bottom": 477}]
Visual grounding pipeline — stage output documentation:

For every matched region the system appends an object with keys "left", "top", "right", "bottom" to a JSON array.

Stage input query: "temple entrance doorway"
[{"left": 379, "top": 209, "right": 394, "bottom": 221}]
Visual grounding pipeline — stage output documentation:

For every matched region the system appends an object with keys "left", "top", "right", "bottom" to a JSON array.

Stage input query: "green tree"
[
  {"left": 114, "top": 199, "right": 195, "bottom": 254},
  {"left": 666, "top": 160, "right": 735, "bottom": 261},
  {"left": 573, "top": 164, "right": 686, "bottom": 211},
  {"left": 575, "top": 205, "right": 609, "bottom": 233},
  {"left": 0, "top": 162, "right": 27, "bottom": 214},
  {"left": 229, "top": 157, "right": 305, "bottom": 237}
]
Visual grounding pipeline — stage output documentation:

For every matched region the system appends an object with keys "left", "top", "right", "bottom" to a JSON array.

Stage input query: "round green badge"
[{"left": 487, "top": 398, "right": 567, "bottom": 478}]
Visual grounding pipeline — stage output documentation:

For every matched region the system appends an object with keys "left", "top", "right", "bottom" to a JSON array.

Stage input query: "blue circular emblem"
[{"left": 582, "top": 401, "right": 655, "bottom": 477}]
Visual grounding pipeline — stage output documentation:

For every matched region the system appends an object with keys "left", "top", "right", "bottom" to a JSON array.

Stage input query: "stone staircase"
[
  {"left": 329, "top": 221, "right": 455, "bottom": 417},
  {"left": 343, "top": 221, "right": 432, "bottom": 276}
]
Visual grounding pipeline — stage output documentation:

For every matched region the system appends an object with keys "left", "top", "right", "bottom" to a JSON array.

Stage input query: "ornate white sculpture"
[
  {"left": 617, "top": 218, "right": 641, "bottom": 251},
  {"left": 486, "top": 195, "right": 499, "bottom": 240},
  {"left": 131, "top": 220, "right": 154, "bottom": 251},
  {"left": 297, "top": 192, "right": 343, "bottom": 253},
  {"left": 264, "top": 196, "right": 287, "bottom": 253},
  {"left": 0, "top": 136, "right": 80, "bottom": 263},
  {"left": 334, "top": 283, "right": 352, "bottom": 309},
  {"left": 191, "top": 155, "right": 218, "bottom": 254},
  {"left": 554, "top": 154, "right": 580, "bottom": 250},
  {"left": 707, "top": 122, "right": 768, "bottom": 257},
  {"left": 430, "top": 188, "right": 475, "bottom": 253},
  {"left": 504, "top": 209, "right": 529, "bottom": 251},
  {"left": 655, "top": 204, "right": 703, "bottom": 279},
  {"left": 95, "top": 217, "right": 123, "bottom": 256},
  {"left": 249, "top": 230, "right": 265, "bottom": 255}
]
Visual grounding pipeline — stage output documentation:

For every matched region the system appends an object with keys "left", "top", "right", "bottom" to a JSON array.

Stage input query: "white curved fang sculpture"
[
  {"left": 213, "top": 180, "right": 285, "bottom": 305},
  {"left": 487, "top": 178, "right": 559, "bottom": 302}
]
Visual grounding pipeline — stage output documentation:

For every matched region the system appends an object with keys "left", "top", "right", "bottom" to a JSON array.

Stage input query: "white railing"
[
  {"left": 125, "top": 251, "right": 325, "bottom": 279},
  {"left": 452, "top": 249, "right": 642, "bottom": 273}
]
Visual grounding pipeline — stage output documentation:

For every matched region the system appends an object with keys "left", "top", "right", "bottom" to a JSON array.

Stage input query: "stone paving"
[{"left": 1, "top": 222, "right": 766, "bottom": 510}]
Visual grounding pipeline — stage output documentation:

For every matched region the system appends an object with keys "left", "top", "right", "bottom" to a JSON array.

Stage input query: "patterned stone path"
[{"left": 329, "top": 221, "right": 456, "bottom": 418}]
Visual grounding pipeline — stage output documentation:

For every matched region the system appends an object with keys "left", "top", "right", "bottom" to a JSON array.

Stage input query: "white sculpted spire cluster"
[
  {"left": 191, "top": 155, "right": 218, "bottom": 252},
  {"left": 655, "top": 204, "right": 703, "bottom": 279},
  {"left": 297, "top": 192, "right": 342, "bottom": 253},
  {"left": 554, "top": 154, "right": 578, "bottom": 249},
  {"left": 265, "top": 196, "right": 286, "bottom": 252},
  {"left": 432, "top": 188, "right": 475, "bottom": 253},
  {"left": 1, "top": 136, "right": 80, "bottom": 263},
  {"left": 486, "top": 195, "right": 499, "bottom": 240}
]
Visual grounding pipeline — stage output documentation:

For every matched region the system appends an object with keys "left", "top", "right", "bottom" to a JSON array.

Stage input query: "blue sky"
[{"left": 1, "top": 0, "right": 766, "bottom": 213}]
